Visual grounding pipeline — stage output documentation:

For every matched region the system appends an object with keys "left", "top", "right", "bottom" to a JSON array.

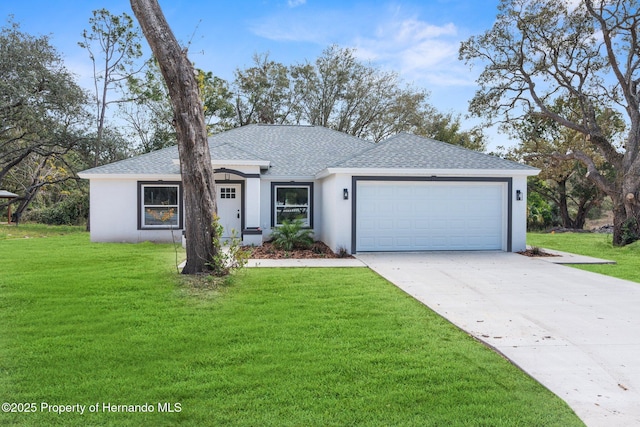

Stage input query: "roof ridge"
[{"left": 330, "top": 139, "right": 381, "bottom": 168}]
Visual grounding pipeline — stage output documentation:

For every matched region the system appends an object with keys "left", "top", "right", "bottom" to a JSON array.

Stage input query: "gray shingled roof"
[
  {"left": 80, "top": 145, "right": 181, "bottom": 175},
  {"left": 80, "top": 125, "right": 535, "bottom": 177},
  {"left": 207, "top": 124, "right": 375, "bottom": 176},
  {"left": 334, "top": 132, "right": 537, "bottom": 171}
]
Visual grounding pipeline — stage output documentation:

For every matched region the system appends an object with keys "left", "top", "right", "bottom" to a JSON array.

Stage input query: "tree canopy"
[
  {"left": 460, "top": 0, "right": 640, "bottom": 244},
  {"left": 0, "top": 19, "right": 89, "bottom": 221},
  {"left": 509, "top": 98, "right": 623, "bottom": 229},
  {"left": 79, "top": 8, "right": 145, "bottom": 167},
  {"left": 233, "top": 46, "right": 485, "bottom": 149}
]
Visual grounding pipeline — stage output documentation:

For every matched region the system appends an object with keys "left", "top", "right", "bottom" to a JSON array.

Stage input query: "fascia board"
[
  {"left": 317, "top": 167, "right": 540, "bottom": 179},
  {"left": 77, "top": 173, "right": 181, "bottom": 180},
  {"left": 260, "top": 175, "right": 317, "bottom": 182}
]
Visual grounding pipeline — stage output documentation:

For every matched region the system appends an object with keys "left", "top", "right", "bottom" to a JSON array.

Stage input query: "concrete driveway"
[{"left": 355, "top": 251, "right": 640, "bottom": 427}]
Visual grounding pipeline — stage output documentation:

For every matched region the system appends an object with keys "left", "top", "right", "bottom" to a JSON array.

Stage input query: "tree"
[
  {"left": 232, "top": 46, "right": 483, "bottom": 147},
  {"left": 510, "top": 98, "right": 623, "bottom": 229},
  {"left": 130, "top": 0, "right": 218, "bottom": 275},
  {"left": 123, "top": 60, "right": 235, "bottom": 152},
  {"left": 0, "top": 19, "right": 89, "bottom": 220},
  {"left": 416, "top": 111, "right": 486, "bottom": 151},
  {"left": 234, "top": 53, "right": 297, "bottom": 125},
  {"left": 79, "top": 9, "right": 145, "bottom": 167},
  {"left": 290, "top": 46, "right": 436, "bottom": 142},
  {"left": 197, "top": 70, "right": 235, "bottom": 134},
  {"left": 459, "top": 0, "right": 640, "bottom": 245},
  {"left": 121, "top": 58, "right": 176, "bottom": 153}
]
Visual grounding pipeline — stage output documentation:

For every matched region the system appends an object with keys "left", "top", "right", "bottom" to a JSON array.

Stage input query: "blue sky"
[{"left": 1, "top": 0, "right": 506, "bottom": 146}]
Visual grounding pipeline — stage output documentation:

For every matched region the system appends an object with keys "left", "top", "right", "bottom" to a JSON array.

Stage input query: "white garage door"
[{"left": 356, "top": 181, "right": 506, "bottom": 251}]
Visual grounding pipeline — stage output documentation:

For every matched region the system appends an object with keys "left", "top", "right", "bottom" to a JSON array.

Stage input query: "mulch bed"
[
  {"left": 517, "top": 248, "right": 559, "bottom": 257},
  {"left": 249, "top": 242, "right": 560, "bottom": 259},
  {"left": 246, "top": 241, "right": 353, "bottom": 259}
]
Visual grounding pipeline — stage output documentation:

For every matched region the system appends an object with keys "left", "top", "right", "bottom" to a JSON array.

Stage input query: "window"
[
  {"left": 220, "top": 187, "right": 236, "bottom": 199},
  {"left": 273, "top": 183, "right": 313, "bottom": 227},
  {"left": 138, "top": 182, "right": 182, "bottom": 229}
]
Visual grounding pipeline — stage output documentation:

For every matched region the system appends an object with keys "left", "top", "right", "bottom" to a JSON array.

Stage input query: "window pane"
[
  {"left": 276, "top": 187, "right": 308, "bottom": 205},
  {"left": 141, "top": 184, "right": 180, "bottom": 228},
  {"left": 144, "top": 186, "right": 178, "bottom": 205},
  {"left": 276, "top": 207, "right": 309, "bottom": 224},
  {"left": 275, "top": 186, "right": 309, "bottom": 225},
  {"left": 144, "top": 207, "right": 178, "bottom": 226}
]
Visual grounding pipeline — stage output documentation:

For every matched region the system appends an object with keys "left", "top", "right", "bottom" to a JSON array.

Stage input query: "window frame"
[
  {"left": 138, "top": 181, "right": 183, "bottom": 230},
  {"left": 271, "top": 182, "right": 314, "bottom": 228}
]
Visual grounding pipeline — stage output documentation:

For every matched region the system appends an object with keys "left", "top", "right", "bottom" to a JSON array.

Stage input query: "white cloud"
[
  {"left": 287, "top": 0, "right": 306, "bottom": 7},
  {"left": 249, "top": 4, "right": 478, "bottom": 89},
  {"left": 353, "top": 13, "right": 474, "bottom": 87}
]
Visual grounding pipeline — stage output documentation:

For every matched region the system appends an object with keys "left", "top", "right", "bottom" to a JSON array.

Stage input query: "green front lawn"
[
  {"left": 528, "top": 232, "right": 640, "bottom": 283},
  {"left": 0, "top": 225, "right": 582, "bottom": 426}
]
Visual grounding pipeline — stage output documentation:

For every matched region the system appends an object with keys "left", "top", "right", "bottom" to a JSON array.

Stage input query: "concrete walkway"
[
  {"left": 246, "top": 258, "right": 366, "bottom": 267},
  {"left": 526, "top": 247, "right": 616, "bottom": 265},
  {"left": 355, "top": 252, "right": 640, "bottom": 427}
]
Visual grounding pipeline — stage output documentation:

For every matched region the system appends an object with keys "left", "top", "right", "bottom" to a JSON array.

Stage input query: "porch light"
[
  {"left": 343, "top": 188, "right": 349, "bottom": 200},
  {"left": 516, "top": 190, "right": 522, "bottom": 201}
]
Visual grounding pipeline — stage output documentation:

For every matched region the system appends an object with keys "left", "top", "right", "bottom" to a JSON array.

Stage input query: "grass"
[
  {"left": 0, "top": 223, "right": 86, "bottom": 240},
  {"left": 528, "top": 231, "right": 640, "bottom": 283},
  {"left": 0, "top": 224, "right": 583, "bottom": 426}
]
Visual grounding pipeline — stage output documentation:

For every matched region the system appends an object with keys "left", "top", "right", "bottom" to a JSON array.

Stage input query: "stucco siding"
[
  {"left": 319, "top": 174, "right": 352, "bottom": 254},
  {"left": 89, "top": 178, "right": 181, "bottom": 243},
  {"left": 511, "top": 175, "right": 529, "bottom": 252}
]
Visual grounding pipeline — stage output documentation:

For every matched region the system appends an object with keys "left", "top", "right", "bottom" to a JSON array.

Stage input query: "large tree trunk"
[
  {"left": 130, "top": 0, "right": 217, "bottom": 274},
  {"left": 612, "top": 174, "right": 640, "bottom": 246}
]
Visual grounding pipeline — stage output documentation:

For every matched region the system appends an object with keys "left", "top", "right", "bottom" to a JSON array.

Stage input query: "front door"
[{"left": 216, "top": 184, "right": 242, "bottom": 239}]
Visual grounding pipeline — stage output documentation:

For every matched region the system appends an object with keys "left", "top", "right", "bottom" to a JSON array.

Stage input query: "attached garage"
[{"left": 354, "top": 178, "right": 511, "bottom": 252}]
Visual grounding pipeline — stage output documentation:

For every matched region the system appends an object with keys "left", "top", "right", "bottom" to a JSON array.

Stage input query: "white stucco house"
[{"left": 78, "top": 124, "right": 539, "bottom": 254}]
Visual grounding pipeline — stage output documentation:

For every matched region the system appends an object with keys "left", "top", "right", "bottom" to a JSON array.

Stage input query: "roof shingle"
[
  {"left": 79, "top": 125, "right": 536, "bottom": 177},
  {"left": 333, "top": 133, "right": 536, "bottom": 171}
]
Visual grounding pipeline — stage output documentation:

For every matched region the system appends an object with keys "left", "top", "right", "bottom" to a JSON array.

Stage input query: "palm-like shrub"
[{"left": 271, "top": 219, "right": 314, "bottom": 251}]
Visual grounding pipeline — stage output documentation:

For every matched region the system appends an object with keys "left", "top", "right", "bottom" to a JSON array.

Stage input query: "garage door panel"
[
  {"left": 415, "top": 219, "right": 429, "bottom": 230},
  {"left": 356, "top": 181, "right": 505, "bottom": 252}
]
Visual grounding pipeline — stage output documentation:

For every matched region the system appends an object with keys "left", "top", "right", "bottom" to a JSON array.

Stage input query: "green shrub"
[
  {"left": 270, "top": 219, "right": 313, "bottom": 251},
  {"left": 621, "top": 217, "right": 639, "bottom": 245},
  {"left": 26, "top": 193, "right": 89, "bottom": 225},
  {"left": 527, "top": 192, "right": 558, "bottom": 231},
  {"left": 207, "top": 216, "right": 250, "bottom": 276}
]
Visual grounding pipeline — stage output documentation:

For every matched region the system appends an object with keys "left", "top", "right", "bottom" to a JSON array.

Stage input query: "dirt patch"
[
  {"left": 246, "top": 241, "right": 353, "bottom": 259},
  {"left": 585, "top": 210, "right": 614, "bottom": 230},
  {"left": 517, "top": 248, "right": 559, "bottom": 258}
]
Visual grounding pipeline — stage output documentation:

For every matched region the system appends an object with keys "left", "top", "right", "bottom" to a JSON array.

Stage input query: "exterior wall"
[
  {"left": 318, "top": 174, "right": 353, "bottom": 254},
  {"left": 511, "top": 175, "right": 529, "bottom": 252},
  {"left": 259, "top": 180, "right": 273, "bottom": 240},
  {"left": 89, "top": 178, "right": 180, "bottom": 243},
  {"left": 87, "top": 170, "right": 531, "bottom": 252}
]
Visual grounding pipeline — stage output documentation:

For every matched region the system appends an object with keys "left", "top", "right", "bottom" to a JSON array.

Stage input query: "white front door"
[{"left": 216, "top": 184, "right": 242, "bottom": 239}]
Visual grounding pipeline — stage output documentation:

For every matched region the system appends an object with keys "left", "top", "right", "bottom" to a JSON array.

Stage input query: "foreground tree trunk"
[
  {"left": 130, "top": 0, "right": 217, "bottom": 274},
  {"left": 615, "top": 174, "right": 640, "bottom": 245}
]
